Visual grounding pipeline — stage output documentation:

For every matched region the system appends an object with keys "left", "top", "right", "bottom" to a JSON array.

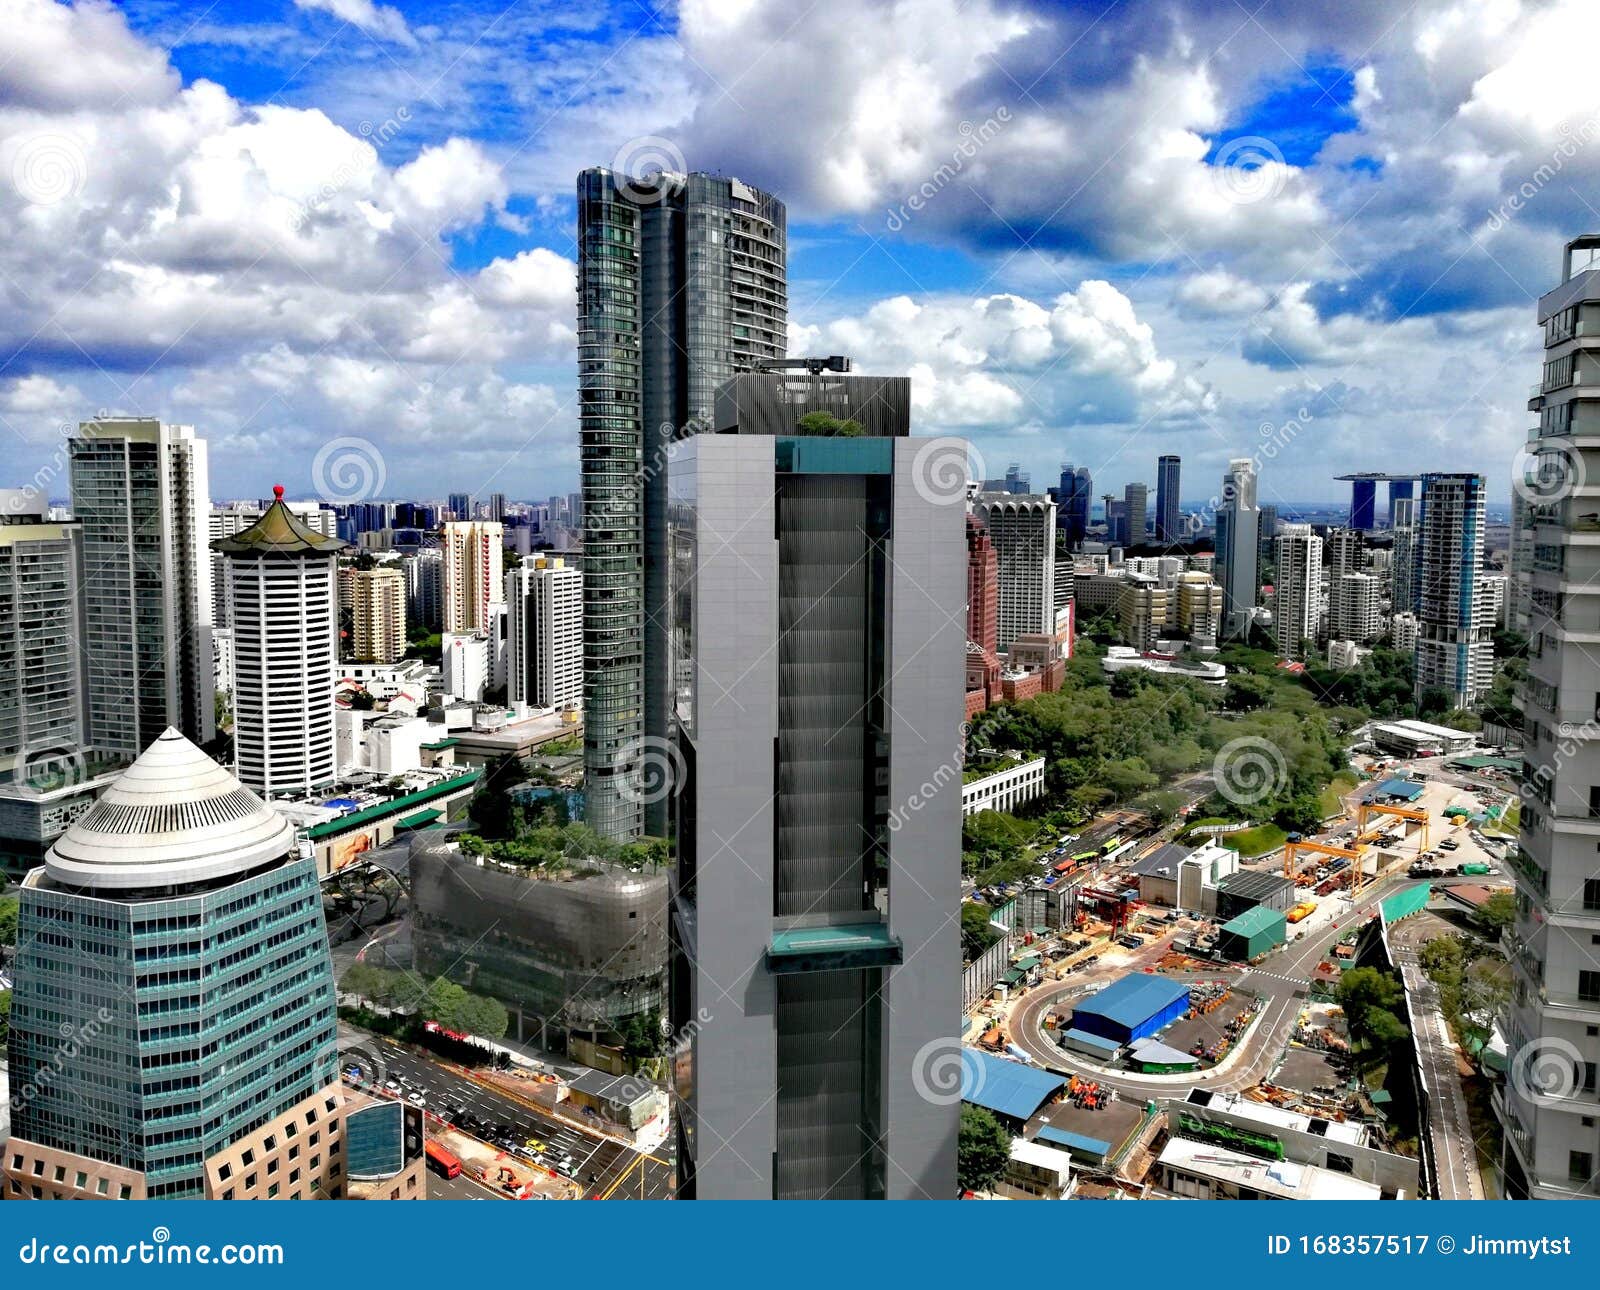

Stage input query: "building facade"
[
  {"left": 667, "top": 372, "right": 961, "bottom": 1200},
  {"left": 3, "top": 730, "right": 343, "bottom": 1200},
  {"left": 506, "top": 556, "right": 582, "bottom": 711},
  {"left": 442, "top": 521, "right": 504, "bottom": 634},
  {"left": 1215, "top": 458, "right": 1259, "bottom": 639},
  {"left": 1500, "top": 235, "right": 1600, "bottom": 1199},
  {"left": 970, "top": 494, "right": 1057, "bottom": 654},
  {"left": 578, "top": 167, "right": 787, "bottom": 843},
  {"left": 349, "top": 566, "right": 407, "bottom": 663},
  {"left": 214, "top": 487, "right": 347, "bottom": 797},
  {"left": 1273, "top": 524, "right": 1322, "bottom": 660},
  {"left": 70, "top": 418, "right": 214, "bottom": 752},
  {"left": 1155, "top": 454, "right": 1180, "bottom": 543},
  {"left": 1058, "top": 464, "right": 1092, "bottom": 547},
  {"left": 1123, "top": 482, "right": 1149, "bottom": 548},
  {"left": 1413, "top": 472, "right": 1492, "bottom": 706}
]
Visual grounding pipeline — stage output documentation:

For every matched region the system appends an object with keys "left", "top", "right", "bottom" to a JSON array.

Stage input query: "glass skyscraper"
[
  {"left": 3, "top": 730, "right": 338, "bottom": 1200},
  {"left": 577, "top": 167, "right": 787, "bottom": 840}
]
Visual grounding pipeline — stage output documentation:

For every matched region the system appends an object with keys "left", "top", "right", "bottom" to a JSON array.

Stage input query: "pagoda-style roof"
[{"left": 211, "top": 485, "right": 349, "bottom": 556}]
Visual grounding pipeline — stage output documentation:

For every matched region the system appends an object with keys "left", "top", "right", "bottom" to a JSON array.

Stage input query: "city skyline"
[{"left": 4, "top": 0, "right": 1595, "bottom": 508}]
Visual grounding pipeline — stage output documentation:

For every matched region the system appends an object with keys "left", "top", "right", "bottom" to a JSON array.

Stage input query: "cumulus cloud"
[
  {"left": 792, "top": 282, "right": 1215, "bottom": 438},
  {"left": 292, "top": 0, "right": 416, "bottom": 48}
]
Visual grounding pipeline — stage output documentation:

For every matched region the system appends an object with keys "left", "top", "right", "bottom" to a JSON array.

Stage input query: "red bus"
[{"left": 424, "top": 1140, "right": 461, "bottom": 1180}]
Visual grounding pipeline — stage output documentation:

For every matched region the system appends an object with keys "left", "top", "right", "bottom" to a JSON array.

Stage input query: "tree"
[
  {"left": 347, "top": 689, "right": 377, "bottom": 711},
  {"left": 0, "top": 989, "right": 9, "bottom": 1047},
  {"left": 1223, "top": 674, "right": 1273, "bottom": 712},
  {"left": 961, "top": 902, "right": 1003, "bottom": 962},
  {"left": 1336, "top": 966, "right": 1409, "bottom": 1048},
  {"left": 618, "top": 1009, "right": 665, "bottom": 1062},
  {"left": 795, "top": 411, "right": 863, "bottom": 437},
  {"left": 457, "top": 992, "right": 510, "bottom": 1041},
  {"left": 0, "top": 894, "right": 17, "bottom": 947},
  {"left": 339, "top": 962, "right": 390, "bottom": 1006},
  {"left": 469, "top": 752, "right": 532, "bottom": 839},
  {"left": 957, "top": 1105, "right": 1012, "bottom": 1194},
  {"left": 1478, "top": 890, "right": 1516, "bottom": 934}
]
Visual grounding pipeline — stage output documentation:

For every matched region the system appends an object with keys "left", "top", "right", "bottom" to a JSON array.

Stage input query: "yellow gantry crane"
[{"left": 1355, "top": 801, "right": 1430, "bottom": 854}]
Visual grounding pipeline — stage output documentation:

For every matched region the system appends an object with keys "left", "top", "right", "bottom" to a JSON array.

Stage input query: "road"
[
  {"left": 344, "top": 1029, "right": 674, "bottom": 1200},
  {"left": 1389, "top": 909, "right": 1490, "bottom": 1200},
  {"left": 1009, "top": 872, "right": 1410, "bottom": 1100}
]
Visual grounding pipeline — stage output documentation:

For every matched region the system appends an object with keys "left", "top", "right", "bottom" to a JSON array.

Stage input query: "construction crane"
[
  {"left": 1282, "top": 836, "right": 1360, "bottom": 882},
  {"left": 1357, "top": 801, "right": 1429, "bottom": 853}
]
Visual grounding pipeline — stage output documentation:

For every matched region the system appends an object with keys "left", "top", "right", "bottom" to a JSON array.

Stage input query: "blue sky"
[{"left": 2, "top": 0, "right": 1597, "bottom": 512}]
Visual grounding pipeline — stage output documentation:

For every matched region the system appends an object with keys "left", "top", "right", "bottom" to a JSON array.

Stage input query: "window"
[
  {"left": 1586, "top": 879, "right": 1600, "bottom": 912},
  {"left": 1582, "top": 970, "right": 1600, "bottom": 1004},
  {"left": 95, "top": 1179, "right": 108, "bottom": 1196},
  {"left": 1571, "top": 1150, "right": 1593, "bottom": 1183},
  {"left": 268, "top": 1183, "right": 279, "bottom": 1199},
  {"left": 217, "top": 1162, "right": 232, "bottom": 1181}
]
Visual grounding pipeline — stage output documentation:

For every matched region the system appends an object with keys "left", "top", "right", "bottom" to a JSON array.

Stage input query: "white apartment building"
[
  {"left": 971, "top": 495, "right": 1057, "bottom": 653},
  {"left": 506, "top": 556, "right": 582, "bottom": 711},
  {"left": 961, "top": 757, "right": 1046, "bottom": 817},
  {"left": 1272, "top": 525, "right": 1322, "bottom": 660}
]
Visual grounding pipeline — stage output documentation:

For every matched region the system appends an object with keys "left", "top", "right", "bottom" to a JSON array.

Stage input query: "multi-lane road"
[{"left": 344, "top": 1029, "right": 674, "bottom": 1200}]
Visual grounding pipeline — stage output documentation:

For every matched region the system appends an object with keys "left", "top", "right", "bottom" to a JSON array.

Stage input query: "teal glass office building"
[{"left": 4, "top": 730, "right": 337, "bottom": 1199}]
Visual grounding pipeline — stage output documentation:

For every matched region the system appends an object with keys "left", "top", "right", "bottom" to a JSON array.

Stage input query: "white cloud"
[{"left": 292, "top": 0, "right": 416, "bottom": 48}]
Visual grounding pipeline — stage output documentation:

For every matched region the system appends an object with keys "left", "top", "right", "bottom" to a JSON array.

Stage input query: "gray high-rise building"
[
  {"left": 577, "top": 167, "right": 787, "bottom": 841},
  {"left": 1124, "top": 481, "right": 1149, "bottom": 547},
  {"left": 1413, "top": 472, "right": 1491, "bottom": 706},
  {"left": 667, "top": 371, "right": 961, "bottom": 1200},
  {"left": 1155, "top": 454, "right": 1181, "bottom": 542},
  {"left": 1500, "top": 234, "right": 1600, "bottom": 1199},
  {"left": 1058, "top": 463, "right": 1093, "bottom": 546},
  {"left": 69, "top": 418, "right": 214, "bottom": 754},
  {"left": 1390, "top": 496, "right": 1418, "bottom": 617},
  {"left": 1215, "top": 458, "right": 1259, "bottom": 638}
]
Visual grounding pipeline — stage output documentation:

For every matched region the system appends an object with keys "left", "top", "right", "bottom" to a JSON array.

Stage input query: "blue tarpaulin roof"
[
  {"left": 1036, "top": 1126, "right": 1112, "bottom": 1160},
  {"left": 959, "top": 1049, "right": 1065, "bottom": 1122},
  {"left": 1072, "top": 975, "right": 1190, "bottom": 1030},
  {"left": 1373, "top": 778, "right": 1425, "bottom": 802}
]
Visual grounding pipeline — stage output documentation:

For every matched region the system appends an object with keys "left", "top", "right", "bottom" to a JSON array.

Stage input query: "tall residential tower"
[{"left": 577, "top": 167, "right": 787, "bottom": 840}]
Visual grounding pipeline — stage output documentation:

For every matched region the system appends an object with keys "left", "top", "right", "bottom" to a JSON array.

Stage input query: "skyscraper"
[
  {"left": 970, "top": 494, "right": 1057, "bottom": 654},
  {"left": 2, "top": 730, "right": 344, "bottom": 1200},
  {"left": 213, "top": 487, "right": 347, "bottom": 796},
  {"left": 1325, "top": 528, "right": 1365, "bottom": 641},
  {"left": 1123, "top": 481, "right": 1149, "bottom": 547},
  {"left": 1272, "top": 524, "right": 1322, "bottom": 659},
  {"left": 210, "top": 501, "right": 337, "bottom": 628},
  {"left": 349, "top": 566, "right": 407, "bottom": 663},
  {"left": 1155, "top": 454, "right": 1181, "bottom": 542},
  {"left": 1390, "top": 496, "right": 1419, "bottom": 617},
  {"left": 668, "top": 371, "right": 961, "bottom": 1200},
  {"left": 1058, "top": 464, "right": 1092, "bottom": 546},
  {"left": 1215, "top": 458, "right": 1259, "bottom": 639},
  {"left": 1413, "top": 472, "right": 1492, "bottom": 706},
  {"left": 1499, "top": 234, "right": 1600, "bottom": 1199},
  {"left": 442, "top": 521, "right": 504, "bottom": 634},
  {"left": 447, "top": 492, "right": 473, "bottom": 521},
  {"left": 578, "top": 167, "right": 787, "bottom": 841},
  {"left": 69, "top": 417, "right": 213, "bottom": 753},
  {"left": 966, "top": 514, "right": 999, "bottom": 656},
  {"left": 0, "top": 492, "right": 86, "bottom": 782},
  {"left": 506, "top": 555, "right": 582, "bottom": 710},
  {"left": 403, "top": 547, "right": 443, "bottom": 630}
]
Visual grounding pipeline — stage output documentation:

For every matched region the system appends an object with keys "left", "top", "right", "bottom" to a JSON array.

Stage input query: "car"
[{"left": 383, "top": 1079, "right": 400, "bottom": 1092}]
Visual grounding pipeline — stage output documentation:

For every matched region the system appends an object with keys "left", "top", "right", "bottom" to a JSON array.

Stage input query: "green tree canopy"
[{"left": 958, "top": 1105, "right": 1013, "bottom": 1195}]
